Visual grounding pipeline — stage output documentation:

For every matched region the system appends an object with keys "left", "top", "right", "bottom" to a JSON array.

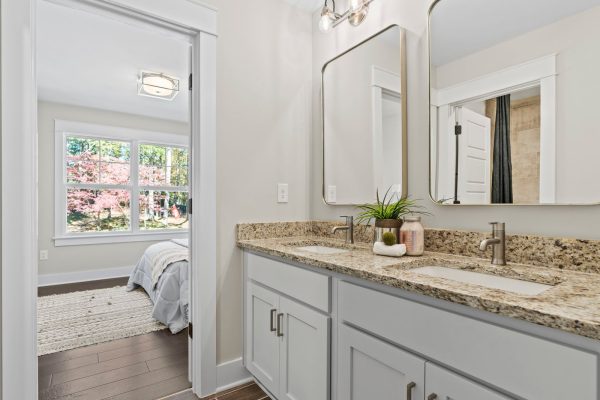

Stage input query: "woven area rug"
[{"left": 37, "top": 286, "right": 166, "bottom": 355}]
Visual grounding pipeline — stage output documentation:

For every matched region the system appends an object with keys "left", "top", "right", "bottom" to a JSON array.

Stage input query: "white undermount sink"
[
  {"left": 411, "top": 266, "right": 553, "bottom": 295},
  {"left": 296, "top": 245, "right": 349, "bottom": 255}
]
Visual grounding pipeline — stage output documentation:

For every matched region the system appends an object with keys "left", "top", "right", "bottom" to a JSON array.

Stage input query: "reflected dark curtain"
[{"left": 491, "top": 94, "right": 513, "bottom": 204}]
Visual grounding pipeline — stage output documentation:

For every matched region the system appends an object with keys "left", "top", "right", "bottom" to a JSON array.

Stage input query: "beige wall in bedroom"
[
  {"left": 201, "top": 0, "right": 312, "bottom": 364},
  {"left": 37, "top": 101, "right": 189, "bottom": 277}
]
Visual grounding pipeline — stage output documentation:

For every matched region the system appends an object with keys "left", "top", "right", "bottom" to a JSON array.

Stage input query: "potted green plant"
[{"left": 356, "top": 187, "right": 427, "bottom": 244}]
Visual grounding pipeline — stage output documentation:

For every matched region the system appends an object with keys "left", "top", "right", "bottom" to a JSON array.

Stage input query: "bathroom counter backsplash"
[
  {"left": 237, "top": 221, "right": 600, "bottom": 274},
  {"left": 237, "top": 221, "right": 600, "bottom": 341}
]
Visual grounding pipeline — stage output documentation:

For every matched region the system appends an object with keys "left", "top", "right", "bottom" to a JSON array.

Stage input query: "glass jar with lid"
[{"left": 400, "top": 216, "right": 424, "bottom": 256}]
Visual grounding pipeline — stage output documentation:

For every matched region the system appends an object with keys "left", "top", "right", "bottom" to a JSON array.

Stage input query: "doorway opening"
[{"left": 36, "top": 1, "right": 194, "bottom": 398}]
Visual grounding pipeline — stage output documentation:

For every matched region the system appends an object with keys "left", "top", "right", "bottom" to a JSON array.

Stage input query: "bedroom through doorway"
[{"left": 35, "top": 1, "right": 193, "bottom": 398}]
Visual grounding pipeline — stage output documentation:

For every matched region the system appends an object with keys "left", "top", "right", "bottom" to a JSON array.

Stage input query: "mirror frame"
[
  {"left": 427, "top": 0, "right": 600, "bottom": 206},
  {"left": 321, "top": 24, "right": 408, "bottom": 205}
]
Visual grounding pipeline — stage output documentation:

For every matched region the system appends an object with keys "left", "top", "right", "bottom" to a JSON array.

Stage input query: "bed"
[{"left": 127, "top": 239, "right": 189, "bottom": 333}]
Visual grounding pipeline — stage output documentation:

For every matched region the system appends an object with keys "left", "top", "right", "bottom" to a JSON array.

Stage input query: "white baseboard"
[
  {"left": 38, "top": 265, "right": 134, "bottom": 287},
  {"left": 216, "top": 357, "right": 252, "bottom": 393}
]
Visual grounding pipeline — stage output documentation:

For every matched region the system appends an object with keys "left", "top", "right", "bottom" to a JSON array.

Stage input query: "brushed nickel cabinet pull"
[
  {"left": 270, "top": 309, "right": 277, "bottom": 332},
  {"left": 427, "top": 394, "right": 438, "bottom": 400},
  {"left": 276, "top": 313, "right": 284, "bottom": 337},
  {"left": 406, "top": 382, "right": 416, "bottom": 400}
]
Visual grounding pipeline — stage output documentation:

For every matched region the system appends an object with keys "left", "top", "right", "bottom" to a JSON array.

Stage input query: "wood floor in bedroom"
[{"left": 38, "top": 277, "right": 191, "bottom": 400}]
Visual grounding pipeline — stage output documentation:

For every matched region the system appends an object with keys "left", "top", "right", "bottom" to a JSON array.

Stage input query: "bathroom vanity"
[
  {"left": 238, "top": 0, "right": 600, "bottom": 398},
  {"left": 238, "top": 222, "right": 600, "bottom": 400}
]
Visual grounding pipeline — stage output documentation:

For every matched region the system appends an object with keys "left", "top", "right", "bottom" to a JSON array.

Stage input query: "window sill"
[{"left": 54, "top": 230, "right": 188, "bottom": 247}]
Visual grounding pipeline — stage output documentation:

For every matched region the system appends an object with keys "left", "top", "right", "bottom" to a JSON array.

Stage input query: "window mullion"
[{"left": 131, "top": 140, "right": 140, "bottom": 234}]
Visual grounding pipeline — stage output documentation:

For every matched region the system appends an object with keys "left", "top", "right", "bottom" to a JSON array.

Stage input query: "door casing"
[{"left": 0, "top": 0, "right": 218, "bottom": 398}]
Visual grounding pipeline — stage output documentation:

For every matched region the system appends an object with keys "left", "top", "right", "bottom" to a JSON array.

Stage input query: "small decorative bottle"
[{"left": 400, "top": 216, "right": 424, "bottom": 256}]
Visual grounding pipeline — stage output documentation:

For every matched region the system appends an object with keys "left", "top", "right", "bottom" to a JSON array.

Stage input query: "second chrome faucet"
[{"left": 479, "top": 222, "right": 506, "bottom": 265}]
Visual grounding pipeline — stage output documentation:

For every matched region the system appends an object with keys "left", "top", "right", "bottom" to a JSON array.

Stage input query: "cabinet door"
[
  {"left": 245, "top": 282, "right": 280, "bottom": 396},
  {"left": 425, "top": 363, "right": 511, "bottom": 400},
  {"left": 279, "top": 296, "right": 330, "bottom": 400},
  {"left": 337, "top": 324, "right": 425, "bottom": 400}
]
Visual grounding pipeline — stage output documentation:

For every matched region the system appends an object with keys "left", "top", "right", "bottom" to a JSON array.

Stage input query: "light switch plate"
[
  {"left": 327, "top": 185, "right": 337, "bottom": 203},
  {"left": 277, "top": 183, "right": 289, "bottom": 203}
]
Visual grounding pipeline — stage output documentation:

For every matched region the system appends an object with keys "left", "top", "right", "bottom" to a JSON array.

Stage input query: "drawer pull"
[
  {"left": 406, "top": 382, "right": 416, "bottom": 400},
  {"left": 277, "top": 313, "right": 284, "bottom": 337},
  {"left": 427, "top": 394, "right": 438, "bottom": 400},
  {"left": 270, "top": 309, "right": 277, "bottom": 332}
]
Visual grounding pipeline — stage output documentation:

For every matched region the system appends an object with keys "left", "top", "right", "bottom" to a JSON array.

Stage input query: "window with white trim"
[{"left": 55, "top": 120, "right": 189, "bottom": 246}]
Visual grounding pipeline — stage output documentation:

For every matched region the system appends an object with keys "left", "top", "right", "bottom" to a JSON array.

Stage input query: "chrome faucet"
[
  {"left": 332, "top": 216, "right": 354, "bottom": 244},
  {"left": 479, "top": 222, "right": 506, "bottom": 265}
]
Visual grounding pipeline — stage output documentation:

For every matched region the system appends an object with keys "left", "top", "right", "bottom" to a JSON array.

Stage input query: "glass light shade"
[
  {"left": 348, "top": 4, "right": 368, "bottom": 26},
  {"left": 350, "top": 0, "right": 363, "bottom": 11},
  {"left": 138, "top": 72, "right": 180, "bottom": 100},
  {"left": 319, "top": 15, "right": 331, "bottom": 31},
  {"left": 319, "top": 6, "right": 333, "bottom": 32}
]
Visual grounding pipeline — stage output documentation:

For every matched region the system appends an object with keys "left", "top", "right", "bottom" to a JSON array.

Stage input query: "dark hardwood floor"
[
  {"left": 38, "top": 277, "right": 130, "bottom": 297},
  {"left": 163, "top": 382, "right": 269, "bottom": 400},
  {"left": 38, "top": 278, "right": 191, "bottom": 400}
]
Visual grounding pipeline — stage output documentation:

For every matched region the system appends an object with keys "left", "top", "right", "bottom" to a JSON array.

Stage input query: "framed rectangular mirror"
[
  {"left": 429, "top": 0, "right": 600, "bottom": 205},
  {"left": 322, "top": 25, "right": 407, "bottom": 205}
]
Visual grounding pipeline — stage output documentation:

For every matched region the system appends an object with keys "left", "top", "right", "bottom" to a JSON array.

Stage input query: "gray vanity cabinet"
[
  {"left": 243, "top": 252, "right": 598, "bottom": 400},
  {"left": 425, "top": 363, "right": 510, "bottom": 400},
  {"left": 244, "top": 253, "right": 331, "bottom": 400},
  {"left": 278, "top": 296, "right": 329, "bottom": 400},
  {"left": 337, "top": 323, "right": 510, "bottom": 400},
  {"left": 245, "top": 282, "right": 280, "bottom": 395},
  {"left": 337, "top": 324, "right": 425, "bottom": 400}
]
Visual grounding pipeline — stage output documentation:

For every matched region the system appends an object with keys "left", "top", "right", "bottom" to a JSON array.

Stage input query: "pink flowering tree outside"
[{"left": 66, "top": 138, "right": 188, "bottom": 232}]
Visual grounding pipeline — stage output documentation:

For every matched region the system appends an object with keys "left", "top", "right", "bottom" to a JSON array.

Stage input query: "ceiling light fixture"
[
  {"left": 138, "top": 71, "right": 180, "bottom": 101},
  {"left": 318, "top": 0, "right": 373, "bottom": 33}
]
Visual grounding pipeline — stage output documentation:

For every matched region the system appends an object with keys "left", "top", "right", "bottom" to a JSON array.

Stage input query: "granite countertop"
[{"left": 237, "top": 235, "right": 600, "bottom": 341}]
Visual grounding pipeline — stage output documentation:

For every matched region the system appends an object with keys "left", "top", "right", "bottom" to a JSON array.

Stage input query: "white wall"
[
  {"left": 433, "top": 6, "right": 600, "bottom": 203},
  {"left": 37, "top": 101, "right": 189, "bottom": 277},
  {"left": 202, "top": 0, "right": 312, "bottom": 364},
  {"left": 310, "top": 0, "right": 600, "bottom": 240},
  {"left": 323, "top": 31, "right": 400, "bottom": 204}
]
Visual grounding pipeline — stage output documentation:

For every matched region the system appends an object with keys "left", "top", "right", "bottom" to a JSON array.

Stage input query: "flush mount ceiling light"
[
  {"left": 318, "top": 0, "right": 373, "bottom": 33},
  {"left": 138, "top": 71, "right": 180, "bottom": 101}
]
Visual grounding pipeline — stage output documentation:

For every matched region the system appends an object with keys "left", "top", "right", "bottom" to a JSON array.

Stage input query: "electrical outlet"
[
  {"left": 39, "top": 250, "right": 48, "bottom": 261},
  {"left": 327, "top": 185, "right": 337, "bottom": 203},
  {"left": 277, "top": 183, "right": 289, "bottom": 203}
]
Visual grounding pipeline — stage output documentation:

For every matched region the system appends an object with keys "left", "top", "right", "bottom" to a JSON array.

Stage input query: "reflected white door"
[{"left": 457, "top": 108, "right": 491, "bottom": 204}]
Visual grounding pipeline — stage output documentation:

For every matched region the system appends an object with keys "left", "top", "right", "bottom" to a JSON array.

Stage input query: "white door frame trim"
[
  {"left": 0, "top": 0, "right": 218, "bottom": 398},
  {"left": 371, "top": 65, "right": 402, "bottom": 197}
]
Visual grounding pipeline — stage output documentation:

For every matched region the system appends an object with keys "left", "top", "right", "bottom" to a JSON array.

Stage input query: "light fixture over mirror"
[
  {"left": 318, "top": 0, "right": 374, "bottom": 33},
  {"left": 138, "top": 71, "right": 180, "bottom": 100}
]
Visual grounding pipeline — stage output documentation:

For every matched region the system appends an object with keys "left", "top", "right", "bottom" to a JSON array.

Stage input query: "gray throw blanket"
[{"left": 127, "top": 239, "right": 189, "bottom": 333}]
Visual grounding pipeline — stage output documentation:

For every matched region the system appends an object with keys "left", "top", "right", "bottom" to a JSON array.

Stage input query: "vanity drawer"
[
  {"left": 246, "top": 252, "right": 331, "bottom": 312},
  {"left": 339, "top": 281, "right": 597, "bottom": 400}
]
